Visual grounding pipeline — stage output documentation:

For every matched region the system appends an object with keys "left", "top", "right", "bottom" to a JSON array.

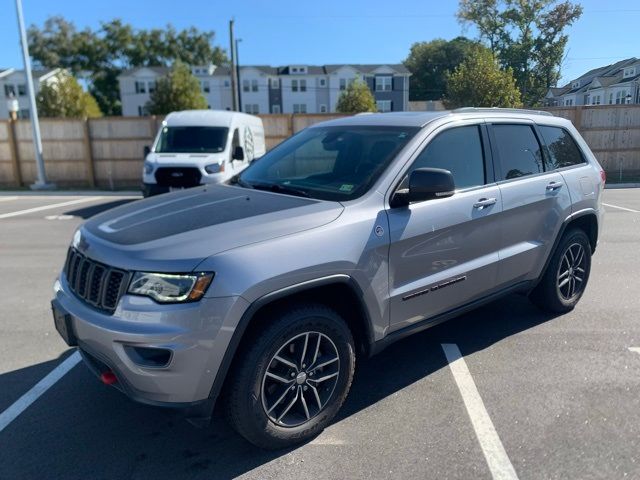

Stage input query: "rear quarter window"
[{"left": 538, "top": 125, "right": 586, "bottom": 169}]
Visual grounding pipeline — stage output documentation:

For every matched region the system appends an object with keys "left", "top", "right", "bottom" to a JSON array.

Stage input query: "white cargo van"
[{"left": 142, "top": 110, "right": 266, "bottom": 196}]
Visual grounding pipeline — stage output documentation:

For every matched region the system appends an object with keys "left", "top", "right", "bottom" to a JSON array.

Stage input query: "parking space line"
[
  {"left": 602, "top": 203, "right": 640, "bottom": 213},
  {"left": 0, "top": 196, "right": 18, "bottom": 202},
  {"left": 0, "top": 351, "right": 81, "bottom": 433},
  {"left": 0, "top": 197, "right": 102, "bottom": 219},
  {"left": 629, "top": 348, "right": 640, "bottom": 355},
  {"left": 441, "top": 344, "right": 519, "bottom": 480}
]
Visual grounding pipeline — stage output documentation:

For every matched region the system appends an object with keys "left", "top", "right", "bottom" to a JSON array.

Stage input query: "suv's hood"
[{"left": 79, "top": 185, "right": 343, "bottom": 272}]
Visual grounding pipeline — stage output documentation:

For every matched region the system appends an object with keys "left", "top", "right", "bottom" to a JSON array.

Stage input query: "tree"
[
  {"left": 146, "top": 62, "right": 207, "bottom": 114},
  {"left": 28, "top": 16, "right": 228, "bottom": 115},
  {"left": 458, "top": 0, "right": 583, "bottom": 106},
  {"left": 335, "top": 79, "right": 377, "bottom": 113},
  {"left": 37, "top": 73, "right": 102, "bottom": 118},
  {"left": 445, "top": 46, "right": 522, "bottom": 108},
  {"left": 404, "top": 37, "right": 478, "bottom": 101}
]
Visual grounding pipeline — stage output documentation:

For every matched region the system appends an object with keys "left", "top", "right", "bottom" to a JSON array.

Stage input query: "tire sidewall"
[{"left": 551, "top": 229, "right": 592, "bottom": 309}]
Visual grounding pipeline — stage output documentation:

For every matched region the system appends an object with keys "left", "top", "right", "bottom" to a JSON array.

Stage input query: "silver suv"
[{"left": 52, "top": 109, "right": 605, "bottom": 449}]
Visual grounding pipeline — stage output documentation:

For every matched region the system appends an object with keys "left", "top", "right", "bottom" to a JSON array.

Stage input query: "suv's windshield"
[
  {"left": 156, "top": 126, "right": 229, "bottom": 153},
  {"left": 235, "top": 125, "right": 418, "bottom": 201}
]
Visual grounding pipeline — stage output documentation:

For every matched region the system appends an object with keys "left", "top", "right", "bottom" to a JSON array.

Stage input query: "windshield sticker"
[{"left": 339, "top": 184, "right": 354, "bottom": 192}]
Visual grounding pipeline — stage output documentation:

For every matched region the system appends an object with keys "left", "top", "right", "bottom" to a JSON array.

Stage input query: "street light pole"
[
  {"left": 235, "top": 38, "right": 242, "bottom": 112},
  {"left": 15, "top": 0, "right": 52, "bottom": 189}
]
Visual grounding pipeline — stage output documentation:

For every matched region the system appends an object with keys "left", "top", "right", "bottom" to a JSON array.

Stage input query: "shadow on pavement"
[
  {"left": 0, "top": 294, "right": 558, "bottom": 479},
  {"left": 65, "top": 199, "right": 138, "bottom": 219}
]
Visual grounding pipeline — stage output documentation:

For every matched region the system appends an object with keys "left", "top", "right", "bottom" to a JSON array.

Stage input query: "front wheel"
[
  {"left": 530, "top": 228, "right": 592, "bottom": 313},
  {"left": 225, "top": 305, "right": 355, "bottom": 449}
]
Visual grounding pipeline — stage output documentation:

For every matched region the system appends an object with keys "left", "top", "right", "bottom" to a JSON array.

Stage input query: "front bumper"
[{"left": 53, "top": 274, "right": 249, "bottom": 406}]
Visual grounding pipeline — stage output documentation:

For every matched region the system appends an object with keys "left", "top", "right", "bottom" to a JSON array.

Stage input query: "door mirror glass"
[
  {"left": 392, "top": 168, "right": 455, "bottom": 207},
  {"left": 143, "top": 145, "right": 151, "bottom": 158},
  {"left": 232, "top": 145, "right": 245, "bottom": 161}
]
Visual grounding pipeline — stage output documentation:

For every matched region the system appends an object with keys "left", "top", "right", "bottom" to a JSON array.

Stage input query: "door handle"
[
  {"left": 546, "top": 181, "right": 563, "bottom": 191},
  {"left": 473, "top": 197, "right": 497, "bottom": 209}
]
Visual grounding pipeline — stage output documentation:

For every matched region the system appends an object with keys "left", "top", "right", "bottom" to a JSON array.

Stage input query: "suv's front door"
[
  {"left": 386, "top": 123, "right": 502, "bottom": 333},
  {"left": 487, "top": 122, "right": 572, "bottom": 287}
]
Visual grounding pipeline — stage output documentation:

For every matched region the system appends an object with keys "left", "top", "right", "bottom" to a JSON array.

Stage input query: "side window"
[
  {"left": 492, "top": 124, "right": 544, "bottom": 180},
  {"left": 538, "top": 125, "right": 585, "bottom": 169},
  {"left": 409, "top": 125, "right": 485, "bottom": 189}
]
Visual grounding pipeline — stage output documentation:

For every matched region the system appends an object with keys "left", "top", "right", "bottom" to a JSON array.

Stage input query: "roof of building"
[{"left": 0, "top": 68, "right": 61, "bottom": 81}]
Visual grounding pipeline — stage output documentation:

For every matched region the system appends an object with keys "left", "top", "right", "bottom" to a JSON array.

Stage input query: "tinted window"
[
  {"left": 493, "top": 125, "right": 544, "bottom": 180},
  {"left": 538, "top": 126, "right": 585, "bottom": 169},
  {"left": 409, "top": 125, "right": 485, "bottom": 189},
  {"left": 239, "top": 126, "right": 418, "bottom": 201},
  {"left": 156, "top": 126, "right": 228, "bottom": 153}
]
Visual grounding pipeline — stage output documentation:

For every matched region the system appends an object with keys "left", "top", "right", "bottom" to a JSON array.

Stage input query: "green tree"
[
  {"left": 146, "top": 62, "right": 207, "bottom": 114},
  {"left": 404, "top": 36, "right": 478, "bottom": 101},
  {"left": 457, "top": 0, "right": 582, "bottom": 106},
  {"left": 445, "top": 46, "right": 522, "bottom": 108},
  {"left": 335, "top": 79, "right": 377, "bottom": 113},
  {"left": 37, "top": 73, "right": 102, "bottom": 118},
  {"left": 28, "top": 16, "right": 228, "bottom": 115}
]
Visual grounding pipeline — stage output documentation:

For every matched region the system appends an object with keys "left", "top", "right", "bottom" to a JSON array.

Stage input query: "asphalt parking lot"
[{"left": 0, "top": 189, "right": 639, "bottom": 480}]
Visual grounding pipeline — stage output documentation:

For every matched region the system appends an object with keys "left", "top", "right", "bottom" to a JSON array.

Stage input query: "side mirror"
[
  {"left": 391, "top": 168, "right": 455, "bottom": 207},
  {"left": 143, "top": 145, "right": 151, "bottom": 158},
  {"left": 232, "top": 145, "right": 245, "bottom": 161}
]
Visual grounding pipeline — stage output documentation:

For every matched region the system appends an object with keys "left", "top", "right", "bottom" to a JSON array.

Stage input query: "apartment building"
[
  {"left": 118, "top": 63, "right": 410, "bottom": 116},
  {"left": 0, "top": 68, "right": 65, "bottom": 119},
  {"left": 544, "top": 58, "right": 640, "bottom": 107}
]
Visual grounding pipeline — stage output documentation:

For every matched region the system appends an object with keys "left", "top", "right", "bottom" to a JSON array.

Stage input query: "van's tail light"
[{"left": 600, "top": 170, "right": 606, "bottom": 184}]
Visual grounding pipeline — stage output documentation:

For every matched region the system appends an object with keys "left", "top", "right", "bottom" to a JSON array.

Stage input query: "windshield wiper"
[{"left": 249, "top": 182, "right": 311, "bottom": 198}]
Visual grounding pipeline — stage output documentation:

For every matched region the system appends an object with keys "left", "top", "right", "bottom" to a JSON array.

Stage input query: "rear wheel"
[
  {"left": 530, "top": 228, "right": 592, "bottom": 313},
  {"left": 225, "top": 304, "right": 355, "bottom": 449}
]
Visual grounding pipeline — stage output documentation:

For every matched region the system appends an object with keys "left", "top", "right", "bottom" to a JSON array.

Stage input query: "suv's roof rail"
[{"left": 453, "top": 107, "right": 553, "bottom": 117}]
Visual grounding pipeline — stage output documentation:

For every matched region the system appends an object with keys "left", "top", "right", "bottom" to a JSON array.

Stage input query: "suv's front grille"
[
  {"left": 155, "top": 167, "right": 202, "bottom": 188},
  {"left": 64, "top": 248, "right": 130, "bottom": 314}
]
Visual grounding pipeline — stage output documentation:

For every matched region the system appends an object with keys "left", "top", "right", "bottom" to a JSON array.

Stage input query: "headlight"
[
  {"left": 205, "top": 163, "right": 224, "bottom": 174},
  {"left": 144, "top": 161, "right": 154, "bottom": 174},
  {"left": 128, "top": 272, "right": 214, "bottom": 303}
]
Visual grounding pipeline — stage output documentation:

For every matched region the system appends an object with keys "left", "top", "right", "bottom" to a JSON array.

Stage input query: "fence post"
[
  {"left": 82, "top": 118, "right": 96, "bottom": 187},
  {"left": 7, "top": 119, "right": 23, "bottom": 187},
  {"left": 288, "top": 114, "right": 295, "bottom": 136},
  {"left": 574, "top": 106, "right": 583, "bottom": 131}
]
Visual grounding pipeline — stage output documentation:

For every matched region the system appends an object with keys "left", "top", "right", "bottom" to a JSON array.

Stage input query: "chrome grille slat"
[{"left": 64, "top": 248, "right": 129, "bottom": 314}]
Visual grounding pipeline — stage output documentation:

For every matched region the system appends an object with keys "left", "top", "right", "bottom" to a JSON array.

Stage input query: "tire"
[
  {"left": 530, "top": 228, "right": 592, "bottom": 313},
  {"left": 225, "top": 304, "right": 355, "bottom": 450}
]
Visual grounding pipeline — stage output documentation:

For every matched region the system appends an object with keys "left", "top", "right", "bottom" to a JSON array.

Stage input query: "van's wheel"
[
  {"left": 225, "top": 304, "right": 355, "bottom": 450},
  {"left": 530, "top": 228, "right": 592, "bottom": 313}
]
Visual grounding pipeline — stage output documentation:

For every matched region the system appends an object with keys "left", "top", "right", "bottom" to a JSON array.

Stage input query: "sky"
[{"left": 0, "top": 0, "right": 638, "bottom": 85}]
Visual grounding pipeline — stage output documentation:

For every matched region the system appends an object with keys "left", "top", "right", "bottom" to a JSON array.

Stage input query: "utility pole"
[
  {"left": 229, "top": 19, "right": 240, "bottom": 111},
  {"left": 235, "top": 38, "right": 242, "bottom": 112},
  {"left": 15, "top": 0, "right": 53, "bottom": 189}
]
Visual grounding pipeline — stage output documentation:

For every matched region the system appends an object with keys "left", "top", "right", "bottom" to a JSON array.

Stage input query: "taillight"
[{"left": 600, "top": 170, "right": 606, "bottom": 184}]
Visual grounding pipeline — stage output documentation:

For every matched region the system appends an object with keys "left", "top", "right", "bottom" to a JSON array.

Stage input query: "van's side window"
[
  {"left": 538, "top": 126, "right": 586, "bottom": 169},
  {"left": 231, "top": 129, "right": 240, "bottom": 150},
  {"left": 409, "top": 125, "right": 485, "bottom": 189},
  {"left": 492, "top": 124, "right": 544, "bottom": 180}
]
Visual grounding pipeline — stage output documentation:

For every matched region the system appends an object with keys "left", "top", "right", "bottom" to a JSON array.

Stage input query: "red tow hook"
[{"left": 100, "top": 371, "right": 118, "bottom": 385}]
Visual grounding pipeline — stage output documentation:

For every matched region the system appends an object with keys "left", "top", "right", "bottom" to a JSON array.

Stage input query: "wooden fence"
[{"left": 1, "top": 106, "right": 639, "bottom": 189}]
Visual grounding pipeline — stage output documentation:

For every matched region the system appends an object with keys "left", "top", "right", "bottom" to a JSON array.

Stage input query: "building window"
[
  {"left": 137, "top": 105, "right": 149, "bottom": 116},
  {"left": 376, "top": 76, "right": 392, "bottom": 91},
  {"left": 339, "top": 79, "right": 346, "bottom": 91},
  {"left": 244, "top": 104, "right": 259, "bottom": 114},
  {"left": 300, "top": 79, "right": 307, "bottom": 92},
  {"left": 564, "top": 98, "right": 573, "bottom": 106},
  {"left": 148, "top": 81, "right": 156, "bottom": 93},
  {"left": 202, "top": 81, "right": 210, "bottom": 93},
  {"left": 293, "top": 104, "right": 307, "bottom": 114},
  {"left": 4, "top": 85, "right": 16, "bottom": 96},
  {"left": 319, "top": 78, "right": 326, "bottom": 87},
  {"left": 18, "top": 108, "right": 30, "bottom": 119},
  {"left": 270, "top": 78, "right": 279, "bottom": 89},
  {"left": 623, "top": 67, "right": 636, "bottom": 79},
  {"left": 272, "top": 105, "right": 281, "bottom": 114},
  {"left": 319, "top": 104, "right": 327, "bottom": 113},
  {"left": 376, "top": 100, "right": 392, "bottom": 112},
  {"left": 224, "top": 80, "right": 230, "bottom": 87},
  {"left": 135, "top": 81, "right": 146, "bottom": 94},
  {"left": 609, "top": 93, "right": 614, "bottom": 104},
  {"left": 251, "top": 79, "right": 258, "bottom": 92},
  {"left": 243, "top": 80, "right": 250, "bottom": 92},
  {"left": 292, "top": 80, "right": 299, "bottom": 92},
  {"left": 17, "top": 84, "right": 27, "bottom": 96},
  {"left": 571, "top": 81, "right": 580, "bottom": 89},
  {"left": 591, "top": 95, "right": 601, "bottom": 105},
  {"left": 615, "top": 90, "right": 628, "bottom": 104}
]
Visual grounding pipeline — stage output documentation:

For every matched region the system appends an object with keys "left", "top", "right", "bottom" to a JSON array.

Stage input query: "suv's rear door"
[
  {"left": 386, "top": 122, "right": 503, "bottom": 332},
  {"left": 488, "top": 121, "right": 572, "bottom": 287}
]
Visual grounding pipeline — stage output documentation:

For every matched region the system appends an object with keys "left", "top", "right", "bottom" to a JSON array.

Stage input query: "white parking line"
[
  {"left": 441, "top": 344, "right": 519, "bottom": 480},
  {"left": 0, "top": 351, "right": 81, "bottom": 433},
  {"left": 602, "top": 203, "right": 640, "bottom": 213},
  {"left": 0, "top": 197, "right": 102, "bottom": 219},
  {"left": 629, "top": 347, "right": 640, "bottom": 355},
  {"left": 0, "top": 196, "right": 18, "bottom": 202}
]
